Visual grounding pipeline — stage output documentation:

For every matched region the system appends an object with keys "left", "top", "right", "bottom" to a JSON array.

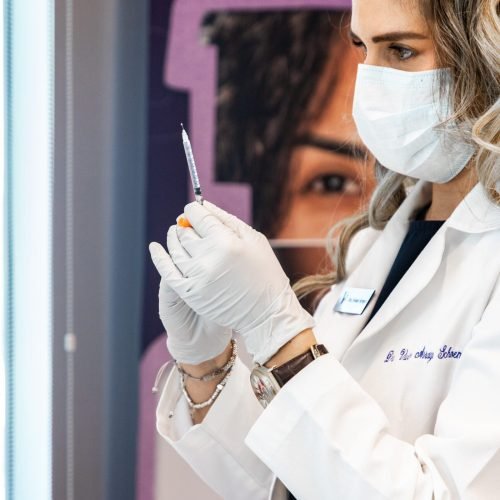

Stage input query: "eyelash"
[
  {"left": 305, "top": 174, "right": 361, "bottom": 196},
  {"left": 351, "top": 39, "right": 416, "bottom": 61}
]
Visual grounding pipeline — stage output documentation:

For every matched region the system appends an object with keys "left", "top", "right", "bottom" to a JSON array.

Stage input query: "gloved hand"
[
  {"left": 148, "top": 201, "right": 315, "bottom": 364},
  {"left": 149, "top": 260, "right": 232, "bottom": 364}
]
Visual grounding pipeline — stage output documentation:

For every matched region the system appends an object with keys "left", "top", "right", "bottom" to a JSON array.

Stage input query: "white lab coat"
[{"left": 155, "top": 179, "right": 500, "bottom": 500}]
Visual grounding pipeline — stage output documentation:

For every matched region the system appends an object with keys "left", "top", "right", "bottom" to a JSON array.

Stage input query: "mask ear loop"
[{"left": 152, "top": 360, "right": 174, "bottom": 394}]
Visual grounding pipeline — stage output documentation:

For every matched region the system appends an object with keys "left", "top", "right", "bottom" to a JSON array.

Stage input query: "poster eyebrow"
[{"left": 295, "top": 134, "right": 367, "bottom": 160}]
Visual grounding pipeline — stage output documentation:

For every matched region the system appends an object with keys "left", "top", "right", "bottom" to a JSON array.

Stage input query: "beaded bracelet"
[
  {"left": 180, "top": 368, "right": 233, "bottom": 410},
  {"left": 179, "top": 340, "right": 238, "bottom": 410},
  {"left": 176, "top": 339, "right": 237, "bottom": 382}
]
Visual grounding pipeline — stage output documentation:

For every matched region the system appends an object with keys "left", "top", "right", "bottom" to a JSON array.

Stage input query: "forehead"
[{"left": 351, "top": 0, "right": 428, "bottom": 35}]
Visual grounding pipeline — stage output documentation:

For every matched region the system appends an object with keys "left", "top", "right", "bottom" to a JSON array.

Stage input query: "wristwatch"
[{"left": 250, "top": 344, "right": 328, "bottom": 408}]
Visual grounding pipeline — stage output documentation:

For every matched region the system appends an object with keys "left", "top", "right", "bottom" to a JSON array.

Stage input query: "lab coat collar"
[
  {"left": 446, "top": 181, "right": 500, "bottom": 233},
  {"left": 389, "top": 180, "right": 432, "bottom": 230},
  {"left": 392, "top": 179, "right": 500, "bottom": 234}
]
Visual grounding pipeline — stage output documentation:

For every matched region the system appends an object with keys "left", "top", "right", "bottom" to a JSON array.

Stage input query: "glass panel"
[{"left": 4, "top": 1, "right": 53, "bottom": 499}]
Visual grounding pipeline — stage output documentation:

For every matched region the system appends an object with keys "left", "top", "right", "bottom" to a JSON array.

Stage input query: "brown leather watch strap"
[{"left": 272, "top": 344, "right": 328, "bottom": 387}]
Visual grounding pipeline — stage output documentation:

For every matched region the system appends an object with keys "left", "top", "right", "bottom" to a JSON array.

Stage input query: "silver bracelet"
[
  {"left": 176, "top": 339, "right": 237, "bottom": 381},
  {"left": 178, "top": 340, "right": 237, "bottom": 410}
]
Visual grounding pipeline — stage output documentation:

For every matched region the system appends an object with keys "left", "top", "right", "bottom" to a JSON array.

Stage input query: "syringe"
[{"left": 181, "top": 123, "right": 204, "bottom": 205}]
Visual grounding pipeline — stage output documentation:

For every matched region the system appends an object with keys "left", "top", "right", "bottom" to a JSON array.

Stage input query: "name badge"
[{"left": 334, "top": 287, "right": 376, "bottom": 315}]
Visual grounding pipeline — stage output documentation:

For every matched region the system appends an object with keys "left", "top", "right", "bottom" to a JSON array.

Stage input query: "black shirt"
[
  {"left": 365, "top": 207, "right": 445, "bottom": 325},
  {"left": 287, "top": 205, "right": 444, "bottom": 500}
]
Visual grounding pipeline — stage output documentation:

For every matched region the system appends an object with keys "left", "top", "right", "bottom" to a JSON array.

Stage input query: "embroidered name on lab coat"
[
  {"left": 334, "top": 287, "right": 376, "bottom": 315},
  {"left": 384, "top": 345, "right": 462, "bottom": 364}
]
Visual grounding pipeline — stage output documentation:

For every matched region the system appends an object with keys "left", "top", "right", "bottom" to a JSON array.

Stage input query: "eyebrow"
[
  {"left": 350, "top": 30, "right": 428, "bottom": 43},
  {"left": 294, "top": 134, "right": 367, "bottom": 160}
]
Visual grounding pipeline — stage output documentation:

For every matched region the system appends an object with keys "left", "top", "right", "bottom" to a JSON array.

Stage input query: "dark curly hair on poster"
[{"left": 202, "top": 10, "right": 349, "bottom": 237}]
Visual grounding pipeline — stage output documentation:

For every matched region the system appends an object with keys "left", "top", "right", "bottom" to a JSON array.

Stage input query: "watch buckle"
[{"left": 310, "top": 344, "right": 321, "bottom": 359}]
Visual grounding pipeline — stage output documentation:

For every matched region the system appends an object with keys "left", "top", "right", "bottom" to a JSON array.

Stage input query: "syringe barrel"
[{"left": 182, "top": 138, "right": 201, "bottom": 189}]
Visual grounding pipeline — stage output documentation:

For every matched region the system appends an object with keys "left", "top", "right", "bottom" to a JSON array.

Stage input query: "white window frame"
[{"left": 4, "top": 1, "right": 53, "bottom": 499}]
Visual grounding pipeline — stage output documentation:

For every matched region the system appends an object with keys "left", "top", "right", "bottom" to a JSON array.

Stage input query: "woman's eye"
[
  {"left": 350, "top": 38, "right": 416, "bottom": 62},
  {"left": 306, "top": 174, "right": 361, "bottom": 195},
  {"left": 390, "top": 45, "right": 414, "bottom": 61}
]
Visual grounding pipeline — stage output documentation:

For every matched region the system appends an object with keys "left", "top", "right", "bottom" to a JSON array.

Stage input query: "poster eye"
[{"left": 306, "top": 174, "right": 361, "bottom": 196}]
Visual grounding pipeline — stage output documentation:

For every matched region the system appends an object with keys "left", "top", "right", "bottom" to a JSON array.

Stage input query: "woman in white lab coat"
[{"left": 149, "top": 0, "right": 500, "bottom": 498}]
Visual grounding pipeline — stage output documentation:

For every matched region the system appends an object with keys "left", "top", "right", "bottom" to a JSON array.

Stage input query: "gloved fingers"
[
  {"left": 149, "top": 241, "right": 195, "bottom": 298},
  {"left": 184, "top": 201, "right": 237, "bottom": 239},
  {"left": 149, "top": 241, "right": 183, "bottom": 280},
  {"left": 158, "top": 277, "right": 183, "bottom": 307},
  {"left": 167, "top": 225, "right": 192, "bottom": 259},
  {"left": 175, "top": 222, "right": 202, "bottom": 242},
  {"left": 166, "top": 225, "right": 198, "bottom": 277},
  {"left": 202, "top": 200, "right": 251, "bottom": 237},
  {"left": 177, "top": 221, "right": 219, "bottom": 261}
]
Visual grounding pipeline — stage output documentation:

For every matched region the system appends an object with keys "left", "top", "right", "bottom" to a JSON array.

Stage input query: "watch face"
[{"left": 250, "top": 366, "right": 281, "bottom": 408}]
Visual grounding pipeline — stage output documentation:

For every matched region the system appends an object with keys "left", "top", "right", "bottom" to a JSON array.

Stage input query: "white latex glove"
[
  {"left": 149, "top": 257, "right": 232, "bottom": 364},
  {"left": 149, "top": 201, "right": 315, "bottom": 364}
]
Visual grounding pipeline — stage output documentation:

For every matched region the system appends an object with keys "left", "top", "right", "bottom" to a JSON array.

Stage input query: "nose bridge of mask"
[{"left": 353, "top": 64, "right": 443, "bottom": 114}]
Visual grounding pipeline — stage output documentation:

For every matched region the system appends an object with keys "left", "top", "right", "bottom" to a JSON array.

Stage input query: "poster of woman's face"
[
  {"left": 203, "top": 10, "right": 376, "bottom": 286},
  {"left": 139, "top": 2, "right": 375, "bottom": 499}
]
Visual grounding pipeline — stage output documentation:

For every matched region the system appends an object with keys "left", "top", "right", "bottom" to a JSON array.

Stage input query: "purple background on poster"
[
  {"left": 165, "top": 0, "right": 353, "bottom": 224},
  {"left": 139, "top": 3, "right": 352, "bottom": 499}
]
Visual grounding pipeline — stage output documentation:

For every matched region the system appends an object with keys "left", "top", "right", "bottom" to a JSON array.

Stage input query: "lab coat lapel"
[
  {"left": 346, "top": 223, "right": 447, "bottom": 357},
  {"left": 329, "top": 181, "right": 433, "bottom": 361}
]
